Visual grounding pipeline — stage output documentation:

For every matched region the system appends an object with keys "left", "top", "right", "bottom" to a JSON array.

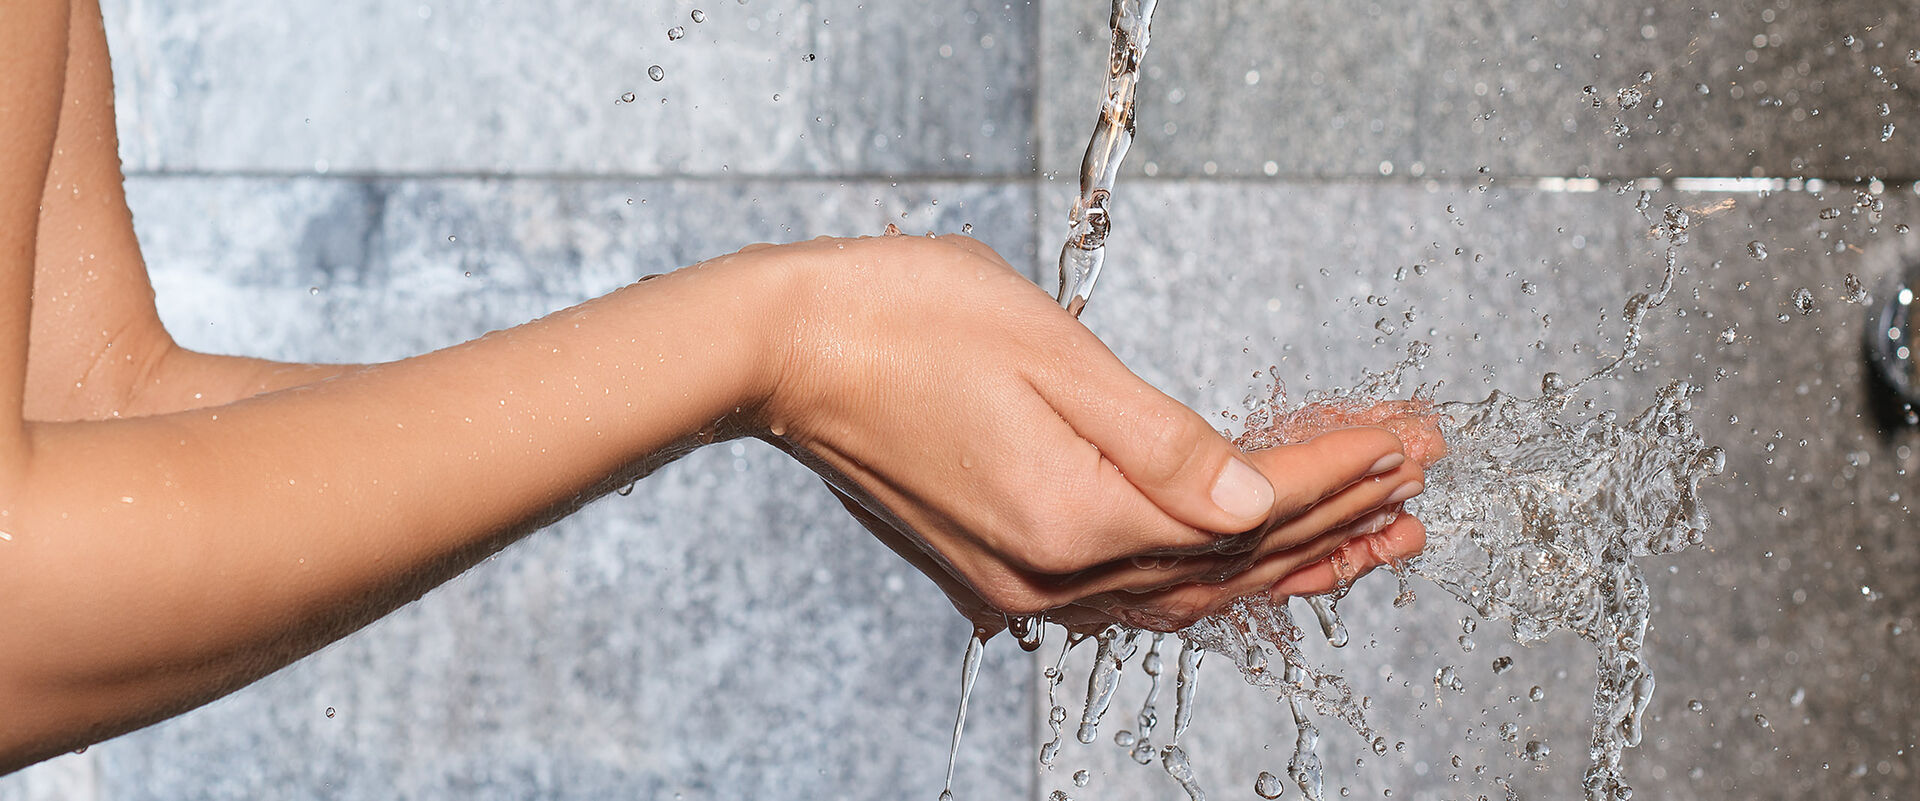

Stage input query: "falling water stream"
[{"left": 937, "top": 3, "right": 1728, "bottom": 801}]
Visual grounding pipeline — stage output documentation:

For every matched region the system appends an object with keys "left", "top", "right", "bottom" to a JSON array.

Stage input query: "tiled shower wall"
[{"left": 5, "top": 1, "right": 1916, "bottom": 799}]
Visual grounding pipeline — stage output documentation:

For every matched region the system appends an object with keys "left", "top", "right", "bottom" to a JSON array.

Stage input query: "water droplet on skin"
[
  {"left": 1746, "top": 240, "right": 1768, "bottom": 260},
  {"left": 666, "top": 25, "right": 686, "bottom": 40},
  {"left": 648, "top": 65, "right": 666, "bottom": 81}
]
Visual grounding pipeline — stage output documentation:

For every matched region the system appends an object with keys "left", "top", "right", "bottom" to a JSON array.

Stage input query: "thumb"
[{"left": 1033, "top": 350, "right": 1407, "bottom": 535}]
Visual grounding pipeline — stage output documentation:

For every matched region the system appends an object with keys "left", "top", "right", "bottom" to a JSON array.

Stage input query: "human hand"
[{"left": 729, "top": 233, "right": 1432, "bottom": 633}]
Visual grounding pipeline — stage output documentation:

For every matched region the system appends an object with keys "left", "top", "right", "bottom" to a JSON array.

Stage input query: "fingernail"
[
  {"left": 1211, "top": 457, "right": 1275, "bottom": 522},
  {"left": 1366, "top": 452, "right": 1406, "bottom": 476},
  {"left": 1386, "top": 481, "right": 1424, "bottom": 505}
]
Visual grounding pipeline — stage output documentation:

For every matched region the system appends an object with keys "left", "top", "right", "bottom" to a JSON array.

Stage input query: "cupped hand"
[{"left": 729, "top": 233, "right": 1435, "bottom": 633}]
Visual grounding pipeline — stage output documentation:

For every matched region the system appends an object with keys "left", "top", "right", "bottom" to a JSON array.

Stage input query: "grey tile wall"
[
  {"left": 103, "top": 0, "right": 1037, "bottom": 177},
  {"left": 1039, "top": 0, "right": 1920, "bottom": 180},
  {"left": 1424, "top": 0, "right": 1920, "bottom": 179},
  {"left": 1039, "top": 0, "right": 1425, "bottom": 180}
]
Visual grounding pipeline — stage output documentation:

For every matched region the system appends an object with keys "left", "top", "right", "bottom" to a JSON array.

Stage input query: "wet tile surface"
[
  {"left": 1421, "top": 0, "right": 1920, "bottom": 179},
  {"left": 1033, "top": 179, "right": 1920, "bottom": 800},
  {"left": 0, "top": 177, "right": 1037, "bottom": 801},
  {"left": 1037, "top": 0, "right": 1425, "bottom": 179},
  {"left": 102, "top": 0, "right": 1036, "bottom": 177}
]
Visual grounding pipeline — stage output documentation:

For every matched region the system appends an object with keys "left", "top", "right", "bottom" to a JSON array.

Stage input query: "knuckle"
[{"left": 1137, "top": 413, "right": 1214, "bottom": 488}]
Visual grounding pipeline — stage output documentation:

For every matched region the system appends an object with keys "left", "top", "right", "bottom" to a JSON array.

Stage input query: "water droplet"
[
  {"left": 1529, "top": 686, "right": 1545, "bottom": 702},
  {"left": 1520, "top": 280, "right": 1538, "bottom": 295},
  {"left": 1688, "top": 699, "right": 1705, "bottom": 713},
  {"left": 620, "top": 91, "right": 636, "bottom": 103},
  {"left": 1882, "top": 123, "right": 1897, "bottom": 143},
  {"left": 666, "top": 25, "right": 686, "bottom": 40},
  {"left": 308, "top": 286, "right": 320, "bottom": 296},
  {"left": 1754, "top": 713, "right": 1771, "bottom": 729},
  {"left": 1491, "top": 656, "right": 1514, "bottom": 674},
  {"left": 1073, "top": 769, "right": 1090, "bottom": 787},
  {"left": 690, "top": 9, "right": 706, "bottom": 23},
  {"left": 1499, "top": 722, "right": 1519, "bottom": 742},
  {"left": 1256, "top": 771, "right": 1286, "bottom": 798},
  {"left": 802, "top": 52, "right": 817, "bottom": 62},
  {"left": 1048, "top": 792, "right": 1070, "bottom": 801},
  {"left": 1819, "top": 207, "right": 1843, "bottom": 220},
  {"left": 1524, "top": 740, "right": 1551, "bottom": 761},
  {"left": 648, "top": 65, "right": 666, "bottom": 81},
  {"left": 325, "top": 707, "right": 336, "bottom": 718},
  {"left": 1746, "top": 240, "right": 1768, "bottom": 260},
  {"left": 1541, "top": 372, "right": 1567, "bottom": 395},
  {"left": 1844, "top": 274, "right": 1868, "bottom": 304},
  {"left": 1842, "top": 34, "right": 1858, "bottom": 47},
  {"left": 1791, "top": 287, "right": 1815, "bottom": 315}
]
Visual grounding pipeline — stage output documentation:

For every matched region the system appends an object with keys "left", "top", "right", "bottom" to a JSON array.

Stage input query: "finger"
[
  {"left": 1269, "top": 515, "right": 1427, "bottom": 599},
  {"left": 1067, "top": 507, "right": 1406, "bottom": 630},
  {"left": 1003, "top": 440, "right": 1424, "bottom": 599},
  {"left": 1234, "top": 457, "right": 1425, "bottom": 557},
  {"left": 1244, "top": 427, "right": 1413, "bottom": 525},
  {"left": 1031, "top": 337, "right": 1408, "bottom": 536}
]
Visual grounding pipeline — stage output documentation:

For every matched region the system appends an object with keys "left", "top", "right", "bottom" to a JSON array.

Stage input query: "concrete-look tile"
[
  {"left": 1038, "top": 0, "right": 1424, "bottom": 179},
  {"left": 1030, "top": 179, "right": 1920, "bottom": 799},
  {"left": 1422, "top": 0, "right": 1920, "bottom": 179},
  {"left": 37, "top": 177, "right": 1039, "bottom": 801},
  {"left": 102, "top": 0, "right": 1035, "bottom": 177}
]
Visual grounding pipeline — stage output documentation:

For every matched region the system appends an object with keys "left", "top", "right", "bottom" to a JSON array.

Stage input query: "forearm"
[{"left": 0, "top": 255, "right": 786, "bottom": 768}]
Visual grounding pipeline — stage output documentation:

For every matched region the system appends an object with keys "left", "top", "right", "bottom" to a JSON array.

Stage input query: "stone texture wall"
[{"left": 4, "top": 1, "right": 1916, "bottom": 799}]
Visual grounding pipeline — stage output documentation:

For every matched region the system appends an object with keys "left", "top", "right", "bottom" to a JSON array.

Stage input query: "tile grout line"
[
  {"left": 1026, "top": 1, "right": 1049, "bottom": 796},
  {"left": 121, "top": 169, "right": 1920, "bottom": 189}
]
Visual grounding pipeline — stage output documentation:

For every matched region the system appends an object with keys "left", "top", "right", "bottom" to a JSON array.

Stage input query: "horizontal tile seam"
[{"left": 124, "top": 170, "right": 1920, "bottom": 192}]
